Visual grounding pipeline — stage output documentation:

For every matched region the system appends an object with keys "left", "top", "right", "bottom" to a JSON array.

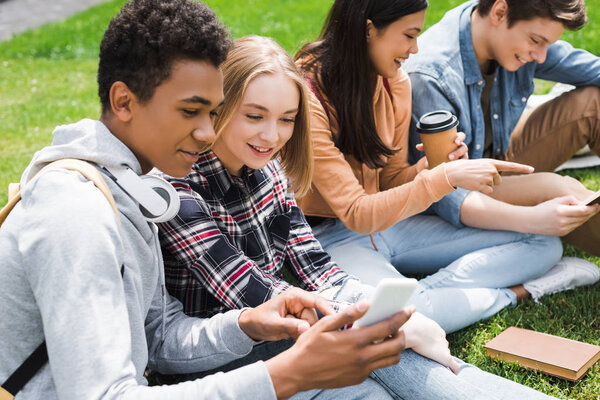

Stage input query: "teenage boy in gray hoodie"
[{"left": 0, "top": 1, "right": 413, "bottom": 399}]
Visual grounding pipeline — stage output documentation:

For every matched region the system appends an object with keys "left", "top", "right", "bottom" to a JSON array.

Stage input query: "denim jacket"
[{"left": 404, "top": 0, "right": 600, "bottom": 227}]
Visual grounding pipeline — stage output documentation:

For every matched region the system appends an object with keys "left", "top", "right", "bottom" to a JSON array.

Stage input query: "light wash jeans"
[
  {"left": 371, "top": 349, "right": 555, "bottom": 400},
  {"left": 170, "top": 340, "right": 554, "bottom": 399},
  {"left": 312, "top": 215, "right": 562, "bottom": 333},
  {"left": 156, "top": 339, "right": 392, "bottom": 398}
]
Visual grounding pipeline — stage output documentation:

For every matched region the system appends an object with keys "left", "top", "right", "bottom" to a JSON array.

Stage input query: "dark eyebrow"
[
  {"left": 532, "top": 34, "right": 549, "bottom": 44},
  {"left": 407, "top": 27, "right": 422, "bottom": 33},
  {"left": 180, "top": 96, "right": 212, "bottom": 105}
]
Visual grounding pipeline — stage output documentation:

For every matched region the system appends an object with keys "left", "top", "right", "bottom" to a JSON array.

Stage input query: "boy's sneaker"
[{"left": 523, "top": 257, "right": 600, "bottom": 301}]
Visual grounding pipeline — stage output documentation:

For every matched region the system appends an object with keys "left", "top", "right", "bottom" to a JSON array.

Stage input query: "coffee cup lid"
[{"left": 416, "top": 110, "right": 459, "bottom": 134}]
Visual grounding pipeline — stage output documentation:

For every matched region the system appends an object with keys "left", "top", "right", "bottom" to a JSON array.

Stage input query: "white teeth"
[{"left": 250, "top": 145, "right": 271, "bottom": 153}]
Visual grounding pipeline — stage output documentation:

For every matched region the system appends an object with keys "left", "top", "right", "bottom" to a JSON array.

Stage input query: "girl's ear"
[
  {"left": 366, "top": 19, "right": 375, "bottom": 42},
  {"left": 109, "top": 81, "right": 136, "bottom": 122}
]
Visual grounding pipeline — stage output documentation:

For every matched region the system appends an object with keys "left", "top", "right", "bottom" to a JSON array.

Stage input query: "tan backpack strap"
[
  {"left": 0, "top": 190, "right": 22, "bottom": 227},
  {"left": 1, "top": 159, "right": 120, "bottom": 227},
  {"left": 8, "top": 183, "right": 20, "bottom": 201}
]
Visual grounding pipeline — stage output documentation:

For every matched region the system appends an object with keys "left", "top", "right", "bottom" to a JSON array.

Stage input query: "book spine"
[{"left": 485, "top": 349, "right": 578, "bottom": 381}]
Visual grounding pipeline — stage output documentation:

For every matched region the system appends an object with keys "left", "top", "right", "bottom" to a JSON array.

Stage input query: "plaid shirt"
[{"left": 158, "top": 150, "right": 351, "bottom": 318}]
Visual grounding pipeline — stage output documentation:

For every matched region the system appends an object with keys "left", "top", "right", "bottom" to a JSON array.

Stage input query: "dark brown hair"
[
  {"left": 477, "top": 0, "right": 587, "bottom": 30},
  {"left": 296, "top": 0, "right": 428, "bottom": 169}
]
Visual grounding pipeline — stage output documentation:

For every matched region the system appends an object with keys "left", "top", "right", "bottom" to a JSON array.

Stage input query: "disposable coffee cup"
[{"left": 416, "top": 110, "right": 460, "bottom": 169}]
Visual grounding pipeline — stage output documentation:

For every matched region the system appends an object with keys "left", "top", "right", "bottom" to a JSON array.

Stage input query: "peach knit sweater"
[{"left": 297, "top": 68, "right": 455, "bottom": 235}]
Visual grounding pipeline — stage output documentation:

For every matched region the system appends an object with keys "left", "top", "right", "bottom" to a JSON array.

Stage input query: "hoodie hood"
[{"left": 21, "top": 119, "right": 142, "bottom": 186}]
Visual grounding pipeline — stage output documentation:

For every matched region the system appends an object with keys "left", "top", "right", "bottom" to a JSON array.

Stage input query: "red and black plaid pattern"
[{"left": 158, "top": 150, "right": 350, "bottom": 318}]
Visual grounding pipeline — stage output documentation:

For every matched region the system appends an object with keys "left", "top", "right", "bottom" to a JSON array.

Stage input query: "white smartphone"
[
  {"left": 581, "top": 189, "right": 600, "bottom": 206},
  {"left": 354, "top": 278, "right": 418, "bottom": 328}
]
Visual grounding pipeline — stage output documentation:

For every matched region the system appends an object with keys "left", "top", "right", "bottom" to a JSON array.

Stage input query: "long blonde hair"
[{"left": 213, "top": 35, "right": 313, "bottom": 197}]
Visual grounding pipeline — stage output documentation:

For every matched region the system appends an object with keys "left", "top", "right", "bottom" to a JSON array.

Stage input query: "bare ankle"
[{"left": 509, "top": 285, "right": 530, "bottom": 302}]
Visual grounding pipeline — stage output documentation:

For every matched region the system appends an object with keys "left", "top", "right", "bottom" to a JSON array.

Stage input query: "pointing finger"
[{"left": 491, "top": 160, "right": 534, "bottom": 174}]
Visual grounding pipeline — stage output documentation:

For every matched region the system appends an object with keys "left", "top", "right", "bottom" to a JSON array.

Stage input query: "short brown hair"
[
  {"left": 213, "top": 36, "right": 313, "bottom": 197},
  {"left": 476, "top": 0, "right": 587, "bottom": 30}
]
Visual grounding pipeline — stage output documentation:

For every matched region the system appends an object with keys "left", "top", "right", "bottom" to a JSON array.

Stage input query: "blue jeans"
[
  {"left": 156, "top": 339, "right": 393, "bottom": 399},
  {"left": 172, "top": 341, "right": 554, "bottom": 399},
  {"left": 292, "top": 378, "right": 393, "bottom": 399},
  {"left": 371, "top": 349, "right": 554, "bottom": 399},
  {"left": 313, "top": 215, "right": 562, "bottom": 333}
]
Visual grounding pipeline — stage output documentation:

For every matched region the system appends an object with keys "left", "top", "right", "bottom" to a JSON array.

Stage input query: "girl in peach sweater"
[{"left": 295, "top": 0, "right": 570, "bottom": 333}]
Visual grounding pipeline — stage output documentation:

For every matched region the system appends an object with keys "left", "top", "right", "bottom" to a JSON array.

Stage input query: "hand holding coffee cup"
[
  {"left": 416, "top": 110, "right": 533, "bottom": 193},
  {"left": 416, "top": 110, "right": 461, "bottom": 168},
  {"left": 415, "top": 132, "right": 468, "bottom": 167}
]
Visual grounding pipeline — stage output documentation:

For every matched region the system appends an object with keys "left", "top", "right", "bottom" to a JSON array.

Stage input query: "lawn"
[{"left": 0, "top": 0, "right": 599, "bottom": 398}]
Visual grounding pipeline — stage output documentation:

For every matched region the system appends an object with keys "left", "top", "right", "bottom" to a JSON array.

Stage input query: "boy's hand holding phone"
[
  {"left": 352, "top": 278, "right": 460, "bottom": 374},
  {"left": 265, "top": 300, "right": 414, "bottom": 398},
  {"left": 581, "top": 189, "right": 600, "bottom": 206}
]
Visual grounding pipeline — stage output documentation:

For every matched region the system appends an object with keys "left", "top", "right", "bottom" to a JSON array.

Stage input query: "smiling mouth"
[
  {"left": 248, "top": 144, "right": 273, "bottom": 155},
  {"left": 394, "top": 57, "right": 405, "bottom": 66},
  {"left": 179, "top": 150, "right": 200, "bottom": 162},
  {"left": 515, "top": 55, "right": 527, "bottom": 64}
]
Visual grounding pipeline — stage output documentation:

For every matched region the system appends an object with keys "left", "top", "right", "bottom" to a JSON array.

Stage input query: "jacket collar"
[{"left": 459, "top": 2, "right": 484, "bottom": 86}]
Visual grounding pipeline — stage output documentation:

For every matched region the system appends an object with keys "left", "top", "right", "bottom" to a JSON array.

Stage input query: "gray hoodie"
[{"left": 0, "top": 119, "right": 276, "bottom": 399}]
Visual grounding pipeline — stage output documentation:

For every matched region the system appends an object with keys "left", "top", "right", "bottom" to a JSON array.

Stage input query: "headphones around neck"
[{"left": 102, "top": 166, "right": 180, "bottom": 223}]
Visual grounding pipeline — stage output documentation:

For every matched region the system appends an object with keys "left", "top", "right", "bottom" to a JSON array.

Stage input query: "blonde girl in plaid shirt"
[{"left": 156, "top": 35, "right": 555, "bottom": 400}]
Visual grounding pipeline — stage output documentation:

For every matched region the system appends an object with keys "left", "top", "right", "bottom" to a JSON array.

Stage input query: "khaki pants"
[{"left": 505, "top": 86, "right": 600, "bottom": 256}]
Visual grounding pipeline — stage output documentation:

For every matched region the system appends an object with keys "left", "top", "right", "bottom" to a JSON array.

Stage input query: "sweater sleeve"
[
  {"left": 17, "top": 170, "right": 276, "bottom": 400},
  {"left": 307, "top": 77, "right": 456, "bottom": 235},
  {"left": 144, "top": 290, "right": 276, "bottom": 398}
]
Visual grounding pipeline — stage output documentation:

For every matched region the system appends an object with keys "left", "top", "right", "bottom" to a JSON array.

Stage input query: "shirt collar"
[
  {"left": 459, "top": 1, "right": 484, "bottom": 86},
  {"left": 193, "top": 150, "right": 266, "bottom": 199}
]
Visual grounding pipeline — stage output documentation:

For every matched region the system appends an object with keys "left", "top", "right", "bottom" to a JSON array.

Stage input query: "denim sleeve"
[
  {"left": 430, "top": 188, "right": 470, "bottom": 228},
  {"left": 535, "top": 40, "right": 600, "bottom": 87}
]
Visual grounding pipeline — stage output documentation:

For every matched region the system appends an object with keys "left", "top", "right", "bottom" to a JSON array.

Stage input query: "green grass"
[{"left": 1, "top": 0, "right": 599, "bottom": 398}]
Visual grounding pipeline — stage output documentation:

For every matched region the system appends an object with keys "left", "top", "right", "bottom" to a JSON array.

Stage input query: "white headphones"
[{"left": 102, "top": 166, "right": 180, "bottom": 223}]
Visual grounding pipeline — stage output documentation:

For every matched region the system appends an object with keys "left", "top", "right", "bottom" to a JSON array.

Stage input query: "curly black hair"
[{"left": 98, "top": 0, "right": 231, "bottom": 113}]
